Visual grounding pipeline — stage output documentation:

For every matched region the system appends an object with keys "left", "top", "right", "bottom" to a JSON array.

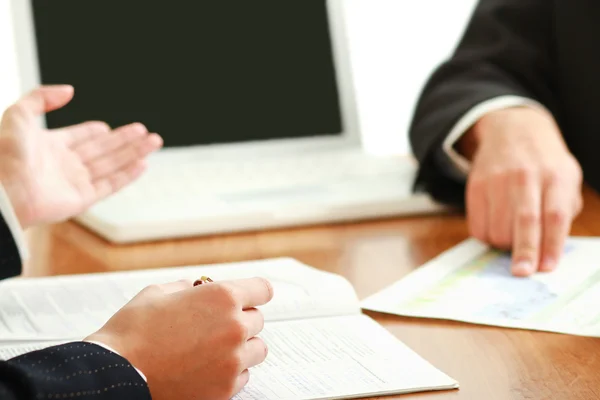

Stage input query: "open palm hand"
[{"left": 0, "top": 85, "right": 163, "bottom": 228}]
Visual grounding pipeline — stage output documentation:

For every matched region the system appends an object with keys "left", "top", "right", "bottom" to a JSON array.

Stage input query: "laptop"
[{"left": 11, "top": 0, "right": 445, "bottom": 243}]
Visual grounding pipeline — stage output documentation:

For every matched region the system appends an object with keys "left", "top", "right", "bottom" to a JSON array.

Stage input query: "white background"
[{"left": 0, "top": 0, "right": 477, "bottom": 155}]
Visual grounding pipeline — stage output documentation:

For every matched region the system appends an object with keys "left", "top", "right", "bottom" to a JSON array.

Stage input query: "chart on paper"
[{"left": 361, "top": 238, "right": 600, "bottom": 337}]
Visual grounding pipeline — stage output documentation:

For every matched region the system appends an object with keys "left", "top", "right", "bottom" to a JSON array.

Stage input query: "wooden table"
[{"left": 22, "top": 186, "right": 600, "bottom": 400}]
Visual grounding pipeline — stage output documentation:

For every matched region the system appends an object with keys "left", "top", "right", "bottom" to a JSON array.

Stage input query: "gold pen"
[{"left": 193, "top": 276, "right": 214, "bottom": 286}]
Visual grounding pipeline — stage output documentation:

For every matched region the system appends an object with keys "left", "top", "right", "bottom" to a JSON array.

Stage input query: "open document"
[
  {"left": 362, "top": 237, "right": 600, "bottom": 337},
  {"left": 0, "top": 258, "right": 458, "bottom": 399}
]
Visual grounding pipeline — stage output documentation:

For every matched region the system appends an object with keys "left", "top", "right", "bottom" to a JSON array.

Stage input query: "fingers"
[
  {"left": 232, "top": 370, "right": 250, "bottom": 396},
  {"left": 56, "top": 121, "right": 111, "bottom": 146},
  {"left": 72, "top": 123, "right": 149, "bottom": 162},
  {"left": 488, "top": 172, "right": 512, "bottom": 249},
  {"left": 69, "top": 121, "right": 162, "bottom": 203},
  {"left": 511, "top": 172, "right": 542, "bottom": 277},
  {"left": 6, "top": 85, "right": 74, "bottom": 119},
  {"left": 87, "top": 132, "right": 162, "bottom": 180},
  {"left": 240, "top": 337, "right": 268, "bottom": 370},
  {"left": 540, "top": 178, "right": 574, "bottom": 272},
  {"left": 92, "top": 160, "right": 147, "bottom": 200},
  {"left": 466, "top": 176, "right": 488, "bottom": 243},
  {"left": 228, "top": 278, "right": 274, "bottom": 309},
  {"left": 232, "top": 338, "right": 268, "bottom": 395},
  {"left": 240, "top": 308, "right": 265, "bottom": 339}
]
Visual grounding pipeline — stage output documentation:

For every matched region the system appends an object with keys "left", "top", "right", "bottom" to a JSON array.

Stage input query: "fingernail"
[
  {"left": 512, "top": 261, "right": 534, "bottom": 276},
  {"left": 540, "top": 258, "right": 557, "bottom": 272}
]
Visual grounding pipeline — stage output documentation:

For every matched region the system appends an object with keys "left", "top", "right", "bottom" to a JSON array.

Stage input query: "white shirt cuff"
[
  {"left": 85, "top": 340, "right": 148, "bottom": 382},
  {"left": 0, "top": 183, "right": 28, "bottom": 262},
  {"left": 442, "top": 95, "right": 548, "bottom": 176}
]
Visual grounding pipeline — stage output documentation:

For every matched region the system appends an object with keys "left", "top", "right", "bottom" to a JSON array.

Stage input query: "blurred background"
[{"left": 0, "top": 0, "right": 477, "bottom": 155}]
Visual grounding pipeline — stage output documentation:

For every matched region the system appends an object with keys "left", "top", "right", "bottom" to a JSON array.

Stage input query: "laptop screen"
[{"left": 30, "top": 1, "right": 343, "bottom": 147}]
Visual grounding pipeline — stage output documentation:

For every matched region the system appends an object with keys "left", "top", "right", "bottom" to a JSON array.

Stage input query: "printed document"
[
  {"left": 362, "top": 237, "right": 600, "bottom": 337},
  {"left": 0, "top": 258, "right": 458, "bottom": 399}
]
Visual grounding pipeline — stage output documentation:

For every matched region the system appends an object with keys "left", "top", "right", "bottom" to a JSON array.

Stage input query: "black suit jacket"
[
  {"left": 409, "top": 0, "right": 600, "bottom": 207},
  {"left": 0, "top": 218, "right": 151, "bottom": 399}
]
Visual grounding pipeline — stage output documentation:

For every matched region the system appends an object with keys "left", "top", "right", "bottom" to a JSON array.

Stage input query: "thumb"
[{"left": 14, "top": 85, "right": 74, "bottom": 117}]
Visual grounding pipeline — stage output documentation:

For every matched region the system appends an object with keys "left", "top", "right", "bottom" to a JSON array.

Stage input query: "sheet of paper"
[
  {"left": 2, "top": 317, "right": 458, "bottom": 399},
  {"left": 362, "top": 237, "right": 600, "bottom": 337},
  {"left": 0, "top": 258, "right": 360, "bottom": 341},
  {"left": 0, "top": 341, "right": 67, "bottom": 360},
  {"left": 235, "top": 315, "right": 458, "bottom": 400}
]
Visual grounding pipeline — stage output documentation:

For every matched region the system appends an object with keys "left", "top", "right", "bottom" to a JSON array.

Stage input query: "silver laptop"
[{"left": 11, "top": 0, "right": 445, "bottom": 243}]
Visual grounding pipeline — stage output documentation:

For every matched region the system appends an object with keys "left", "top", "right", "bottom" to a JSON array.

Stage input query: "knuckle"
[
  {"left": 226, "top": 317, "right": 248, "bottom": 344},
  {"left": 130, "top": 122, "right": 147, "bottom": 132},
  {"left": 90, "top": 121, "right": 111, "bottom": 132},
  {"left": 516, "top": 211, "right": 540, "bottom": 227},
  {"left": 5, "top": 103, "right": 26, "bottom": 120},
  {"left": 213, "top": 284, "right": 239, "bottom": 308},
  {"left": 222, "top": 354, "right": 243, "bottom": 377},
  {"left": 565, "top": 156, "right": 583, "bottom": 180},
  {"left": 141, "top": 284, "right": 164, "bottom": 297},
  {"left": 543, "top": 169, "right": 563, "bottom": 186},
  {"left": 511, "top": 166, "right": 537, "bottom": 186},
  {"left": 544, "top": 208, "right": 568, "bottom": 226}
]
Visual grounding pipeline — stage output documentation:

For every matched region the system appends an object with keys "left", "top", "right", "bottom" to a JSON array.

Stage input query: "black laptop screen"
[{"left": 30, "top": 1, "right": 343, "bottom": 147}]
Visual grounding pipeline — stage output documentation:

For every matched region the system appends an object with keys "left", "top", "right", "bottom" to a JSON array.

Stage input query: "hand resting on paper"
[
  {"left": 0, "top": 85, "right": 163, "bottom": 229},
  {"left": 457, "top": 107, "right": 583, "bottom": 277},
  {"left": 85, "top": 277, "right": 274, "bottom": 400}
]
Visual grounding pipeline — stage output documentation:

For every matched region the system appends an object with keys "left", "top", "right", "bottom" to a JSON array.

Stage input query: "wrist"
[
  {"left": 0, "top": 177, "right": 32, "bottom": 229},
  {"left": 457, "top": 106, "right": 563, "bottom": 161},
  {"left": 84, "top": 333, "right": 147, "bottom": 382},
  {"left": 455, "top": 126, "right": 480, "bottom": 162},
  {"left": 0, "top": 142, "right": 31, "bottom": 229}
]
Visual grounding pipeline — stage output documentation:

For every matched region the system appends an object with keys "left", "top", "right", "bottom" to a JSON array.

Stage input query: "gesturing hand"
[
  {"left": 0, "top": 85, "right": 163, "bottom": 228},
  {"left": 460, "top": 107, "right": 583, "bottom": 276},
  {"left": 86, "top": 277, "right": 274, "bottom": 400}
]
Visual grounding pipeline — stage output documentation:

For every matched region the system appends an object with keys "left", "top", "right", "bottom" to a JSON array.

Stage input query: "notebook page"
[
  {"left": 0, "top": 341, "right": 67, "bottom": 360},
  {"left": 235, "top": 315, "right": 458, "bottom": 400},
  {"left": 0, "top": 317, "right": 458, "bottom": 399},
  {"left": 0, "top": 258, "right": 360, "bottom": 341}
]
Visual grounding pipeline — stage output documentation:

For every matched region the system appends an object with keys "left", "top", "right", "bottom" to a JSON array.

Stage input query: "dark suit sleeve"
[
  {"left": 0, "top": 209, "right": 22, "bottom": 280},
  {"left": 0, "top": 342, "right": 151, "bottom": 400},
  {"left": 409, "top": 0, "right": 559, "bottom": 207}
]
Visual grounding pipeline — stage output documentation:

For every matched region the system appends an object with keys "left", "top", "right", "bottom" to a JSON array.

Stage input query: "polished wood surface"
[{"left": 23, "top": 186, "right": 600, "bottom": 400}]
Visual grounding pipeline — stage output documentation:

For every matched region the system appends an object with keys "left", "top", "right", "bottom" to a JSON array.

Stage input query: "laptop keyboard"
[{"left": 113, "top": 152, "right": 417, "bottom": 201}]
